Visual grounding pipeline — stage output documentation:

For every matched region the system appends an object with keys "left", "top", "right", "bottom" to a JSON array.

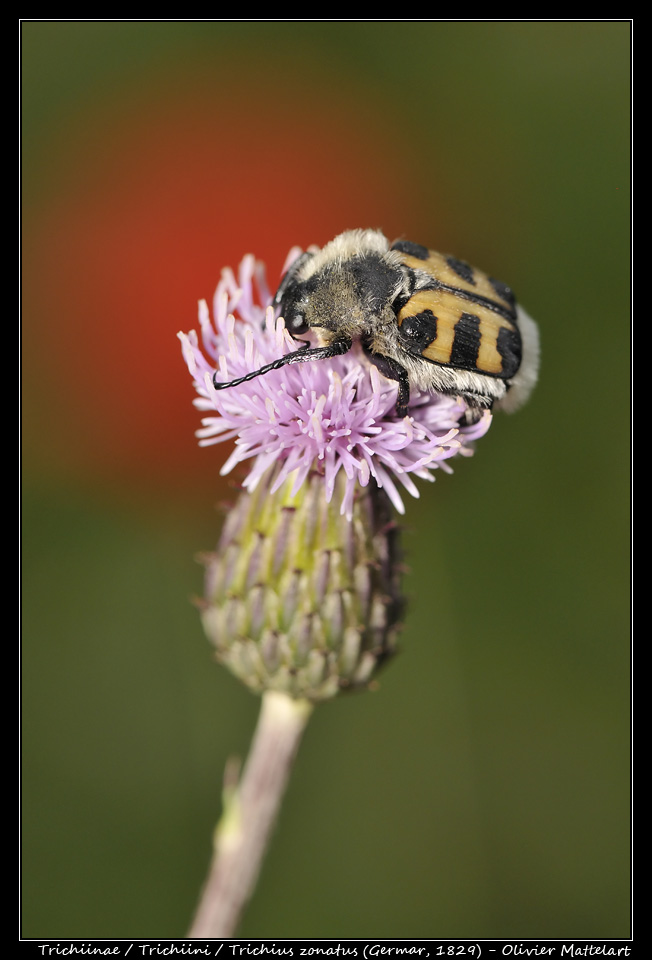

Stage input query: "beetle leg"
[
  {"left": 212, "top": 337, "right": 353, "bottom": 390},
  {"left": 362, "top": 342, "right": 411, "bottom": 417}
]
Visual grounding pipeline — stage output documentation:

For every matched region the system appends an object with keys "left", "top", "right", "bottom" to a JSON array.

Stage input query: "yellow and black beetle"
[{"left": 213, "top": 229, "right": 539, "bottom": 420}]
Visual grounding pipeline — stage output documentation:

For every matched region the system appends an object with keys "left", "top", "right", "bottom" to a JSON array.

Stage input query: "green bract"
[{"left": 200, "top": 467, "right": 404, "bottom": 701}]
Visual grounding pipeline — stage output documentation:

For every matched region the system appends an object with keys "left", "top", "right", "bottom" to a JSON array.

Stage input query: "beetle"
[{"left": 213, "top": 229, "right": 539, "bottom": 420}]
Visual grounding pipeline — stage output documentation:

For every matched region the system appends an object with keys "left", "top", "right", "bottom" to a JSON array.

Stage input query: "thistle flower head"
[
  {"left": 179, "top": 249, "right": 491, "bottom": 519},
  {"left": 180, "top": 245, "right": 495, "bottom": 700}
]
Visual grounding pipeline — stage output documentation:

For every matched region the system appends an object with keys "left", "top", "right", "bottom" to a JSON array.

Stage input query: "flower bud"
[{"left": 200, "top": 466, "right": 403, "bottom": 701}]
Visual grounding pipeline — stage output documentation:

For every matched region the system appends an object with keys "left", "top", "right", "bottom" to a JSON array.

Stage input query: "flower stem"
[{"left": 188, "top": 690, "right": 313, "bottom": 938}]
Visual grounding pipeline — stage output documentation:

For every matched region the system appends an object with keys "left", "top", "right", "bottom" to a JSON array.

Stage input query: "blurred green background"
[{"left": 22, "top": 22, "right": 630, "bottom": 940}]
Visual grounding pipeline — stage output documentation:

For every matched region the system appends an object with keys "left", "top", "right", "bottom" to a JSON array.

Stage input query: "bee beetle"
[{"left": 213, "top": 229, "right": 539, "bottom": 420}]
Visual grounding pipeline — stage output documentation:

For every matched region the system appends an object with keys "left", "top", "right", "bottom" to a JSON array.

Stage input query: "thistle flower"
[
  {"left": 179, "top": 248, "right": 492, "bottom": 702},
  {"left": 179, "top": 250, "right": 492, "bottom": 523},
  {"left": 181, "top": 245, "right": 499, "bottom": 938}
]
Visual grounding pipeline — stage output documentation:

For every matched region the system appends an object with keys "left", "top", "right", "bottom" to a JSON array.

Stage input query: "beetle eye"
[{"left": 286, "top": 312, "right": 309, "bottom": 335}]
